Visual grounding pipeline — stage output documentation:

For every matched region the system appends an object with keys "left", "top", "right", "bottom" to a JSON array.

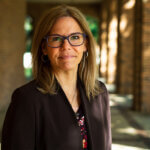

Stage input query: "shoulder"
[
  {"left": 95, "top": 79, "right": 108, "bottom": 96},
  {"left": 13, "top": 80, "right": 37, "bottom": 95},
  {"left": 96, "top": 80, "right": 110, "bottom": 105},
  {"left": 93, "top": 80, "right": 109, "bottom": 104},
  {"left": 98, "top": 80, "right": 107, "bottom": 91},
  {"left": 11, "top": 80, "right": 44, "bottom": 103}
]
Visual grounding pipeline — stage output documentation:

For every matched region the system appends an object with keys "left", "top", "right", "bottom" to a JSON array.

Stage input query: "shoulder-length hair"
[{"left": 31, "top": 5, "right": 101, "bottom": 99}]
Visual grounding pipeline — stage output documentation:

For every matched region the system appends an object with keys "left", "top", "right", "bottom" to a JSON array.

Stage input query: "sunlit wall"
[
  {"left": 100, "top": 0, "right": 118, "bottom": 88},
  {"left": 99, "top": 0, "right": 135, "bottom": 94}
]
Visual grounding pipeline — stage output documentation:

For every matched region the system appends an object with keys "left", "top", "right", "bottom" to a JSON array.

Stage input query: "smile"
[{"left": 59, "top": 55, "right": 76, "bottom": 59}]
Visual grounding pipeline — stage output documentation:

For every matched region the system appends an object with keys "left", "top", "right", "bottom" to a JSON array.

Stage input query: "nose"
[{"left": 61, "top": 39, "right": 71, "bottom": 50}]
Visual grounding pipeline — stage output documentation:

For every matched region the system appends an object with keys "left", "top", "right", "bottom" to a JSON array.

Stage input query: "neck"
[
  {"left": 54, "top": 69, "right": 78, "bottom": 91},
  {"left": 54, "top": 70, "right": 80, "bottom": 112}
]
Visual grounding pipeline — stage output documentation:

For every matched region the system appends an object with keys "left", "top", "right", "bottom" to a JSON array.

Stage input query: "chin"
[{"left": 60, "top": 65, "right": 78, "bottom": 72}]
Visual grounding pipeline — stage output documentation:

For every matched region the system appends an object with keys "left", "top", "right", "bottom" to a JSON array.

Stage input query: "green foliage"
[{"left": 85, "top": 15, "right": 99, "bottom": 42}]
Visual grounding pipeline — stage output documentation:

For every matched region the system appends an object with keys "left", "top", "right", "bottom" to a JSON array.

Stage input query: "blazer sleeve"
[
  {"left": 102, "top": 83, "right": 112, "bottom": 150},
  {"left": 2, "top": 88, "right": 35, "bottom": 150}
]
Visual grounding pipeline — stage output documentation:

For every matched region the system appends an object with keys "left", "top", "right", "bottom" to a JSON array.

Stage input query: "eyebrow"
[{"left": 49, "top": 32, "right": 83, "bottom": 36}]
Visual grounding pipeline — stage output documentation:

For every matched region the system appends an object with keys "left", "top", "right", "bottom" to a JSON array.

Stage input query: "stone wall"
[{"left": 0, "top": 0, "right": 26, "bottom": 140}]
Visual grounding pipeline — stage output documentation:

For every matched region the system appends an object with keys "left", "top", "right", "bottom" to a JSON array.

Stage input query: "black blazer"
[{"left": 2, "top": 79, "right": 111, "bottom": 150}]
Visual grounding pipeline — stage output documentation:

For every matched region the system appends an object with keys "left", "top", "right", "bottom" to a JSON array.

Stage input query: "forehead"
[{"left": 50, "top": 17, "right": 83, "bottom": 35}]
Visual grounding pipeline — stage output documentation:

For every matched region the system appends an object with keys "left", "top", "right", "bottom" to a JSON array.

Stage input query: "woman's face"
[{"left": 42, "top": 17, "right": 87, "bottom": 73}]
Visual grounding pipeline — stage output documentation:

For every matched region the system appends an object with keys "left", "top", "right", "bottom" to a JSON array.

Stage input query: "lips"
[{"left": 58, "top": 55, "right": 76, "bottom": 59}]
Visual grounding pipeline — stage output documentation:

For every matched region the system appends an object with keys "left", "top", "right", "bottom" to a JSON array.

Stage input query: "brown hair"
[{"left": 31, "top": 5, "right": 101, "bottom": 99}]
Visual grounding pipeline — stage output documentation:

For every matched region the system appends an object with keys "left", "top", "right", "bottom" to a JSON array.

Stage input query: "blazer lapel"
[
  {"left": 78, "top": 79, "right": 105, "bottom": 150},
  {"left": 78, "top": 80, "right": 94, "bottom": 150}
]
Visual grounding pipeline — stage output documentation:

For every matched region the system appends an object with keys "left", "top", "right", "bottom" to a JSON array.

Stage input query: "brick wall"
[
  {"left": 141, "top": 0, "right": 150, "bottom": 113},
  {"left": 0, "top": 0, "right": 26, "bottom": 140},
  {"left": 118, "top": 0, "right": 135, "bottom": 94},
  {"left": 99, "top": 1, "right": 109, "bottom": 79},
  {"left": 132, "top": 0, "right": 142, "bottom": 111},
  {"left": 100, "top": 0, "right": 150, "bottom": 113},
  {"left": 27, "top": 2, "right": 101, "bottom": 28},
  {"left": 132, "top": 0, "right": 150, "bottom": 113},
  {"left": 107, "top": 0, "right": 118, "bottom": 84},
  {"left": 99, "top": 0, "right": 118, "bottom": 85},
  {"left": 100, "top": 0, "right": 135, "bottom": 94}
]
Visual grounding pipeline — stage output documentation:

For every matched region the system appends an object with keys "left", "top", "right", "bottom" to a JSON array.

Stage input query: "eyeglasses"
[{"left": 44, "top": 32, "right": 86, "bottom": 48}]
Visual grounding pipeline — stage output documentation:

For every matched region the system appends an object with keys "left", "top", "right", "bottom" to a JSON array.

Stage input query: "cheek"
[
  {"left": 76, "top": 46, "right": 85, "bottom": 60},
  {"left": 82, "top": 43, "right": 87, "bottom": 52},
  {"left": 76, "top": 43, "right": 87, "bottom": 52},
  {"left": 46, "top": 47, "right": 57, "bottom": 56},
  {"left": 46, "top": 49, "right": 60, "bottom": 61}
]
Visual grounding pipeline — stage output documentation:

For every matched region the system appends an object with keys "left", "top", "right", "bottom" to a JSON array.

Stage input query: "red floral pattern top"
[{"left": 76, "top": 106, "right": 88, "bottom": 149}]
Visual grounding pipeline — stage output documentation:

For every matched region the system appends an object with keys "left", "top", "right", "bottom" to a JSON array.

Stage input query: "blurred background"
[{"left": 0, "top": 0, "right": 150, "bottom": 149}]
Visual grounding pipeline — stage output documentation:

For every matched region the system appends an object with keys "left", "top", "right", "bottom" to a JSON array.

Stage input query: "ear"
[{"left": 41, "top": 42, "right": 47, "bottom": 55}]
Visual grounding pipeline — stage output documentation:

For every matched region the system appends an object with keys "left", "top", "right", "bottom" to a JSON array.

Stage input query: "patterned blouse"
[{"left": 75, "top": 105, "right": 88, "bottom": 150}]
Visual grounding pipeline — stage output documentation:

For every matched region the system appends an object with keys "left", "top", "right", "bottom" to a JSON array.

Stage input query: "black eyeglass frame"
[{"left": 44, "top": 32, "right": 87, "bottom": 48}]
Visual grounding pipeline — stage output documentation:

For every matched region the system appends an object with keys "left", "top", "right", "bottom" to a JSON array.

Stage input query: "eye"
[
  {"left": 70, "top": 35, "right": 80, "bottom": 40},
  {"left": 51, "top": 36, "right": 62, "bottom": 42}
]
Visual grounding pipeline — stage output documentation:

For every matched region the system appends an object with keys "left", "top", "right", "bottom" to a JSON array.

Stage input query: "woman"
[{"left": 2, "top": 5, "right": 111, "bottom": 150}]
